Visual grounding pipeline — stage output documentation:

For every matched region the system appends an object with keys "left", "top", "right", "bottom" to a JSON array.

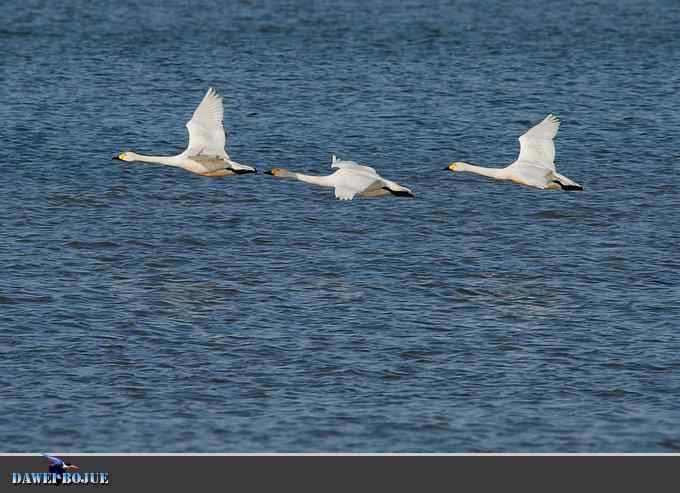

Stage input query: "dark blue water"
[{"left": 2, "top": 0, "right": 679, "bottom": 452}]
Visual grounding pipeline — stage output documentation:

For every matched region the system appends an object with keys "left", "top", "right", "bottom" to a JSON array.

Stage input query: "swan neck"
[
  {"left": 131, "top": 153, "right": 182, "bottom": 167},
  {"left": 293, "top": 173, "right": 334, "bottom": 187},
  {"left": 460, "top": 163, "right": 505, "bottom": 179}
]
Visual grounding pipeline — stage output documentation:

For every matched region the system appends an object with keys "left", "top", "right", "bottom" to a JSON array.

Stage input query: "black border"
[{"left": 1, "top": 455, "right": 678, "bottom": 492}]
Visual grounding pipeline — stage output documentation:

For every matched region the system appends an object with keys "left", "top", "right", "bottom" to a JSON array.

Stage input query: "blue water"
[{"left": 2, "top": 0, "right": 679, "bottom": 452}]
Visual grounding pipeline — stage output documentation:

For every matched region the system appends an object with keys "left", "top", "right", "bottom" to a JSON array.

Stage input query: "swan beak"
[
  {"left": 112, "top": 156, "right": 122, "bottom": 160},
  {"left": 264, "top": 170, "right": 273, "bottom": 175}
]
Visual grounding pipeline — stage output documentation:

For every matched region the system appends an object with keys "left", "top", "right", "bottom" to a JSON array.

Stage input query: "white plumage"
[
  {"left": 266, "top": 154, "right": 414, "bottom": 201},
  {"left": 516, "top": 113, "right": 560, "bottom": 169},
  {"left": 114, "top": 88, "right": 256, "bottom": 176},
  {"left": 446, "top": 114, "right": 582, "bottom": 191},
  {"left": 183, "top": 87, "right": 228, "bottom": 160}
]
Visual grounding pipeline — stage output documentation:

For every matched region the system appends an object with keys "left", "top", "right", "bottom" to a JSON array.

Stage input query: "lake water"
[{"left": 2, "top": 0, "right": 679, "bottom": 452}]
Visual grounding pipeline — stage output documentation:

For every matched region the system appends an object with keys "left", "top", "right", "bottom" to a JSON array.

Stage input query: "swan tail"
[
  {"left": 228, "top": 162, "right": 256, "bottom": 172},
  {"left": 551, "top": 172, "right": 583, "bottom": 191},
  {"left": 381, "top": 185, "right": 415, "bottom": 198},
  {"left": 220, "top": 161, "right": 257, "bottom": 175}
]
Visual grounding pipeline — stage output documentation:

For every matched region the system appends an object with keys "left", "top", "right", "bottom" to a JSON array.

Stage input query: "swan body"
[
  {"left": 265, "top": 155, "right": 414, "bottom": 200},
  {"left": 446, "top": 114, "right": 582, "bottom": 191},
  {"left": 114, "top": 88, "right": 256, "bottom": 176}
]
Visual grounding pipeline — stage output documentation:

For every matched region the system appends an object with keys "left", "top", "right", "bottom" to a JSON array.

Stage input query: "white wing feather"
[
  {"left": 334, "top": 185, "right": 359, "bottom": 200},
  {"left": 330, "top": 154, "right": 378, "bottom": 175},
  {"left": 183, "top": 87, "right": 228, "bottom": 159},
  {"left": 332, "top": 168, "right": 383, "bottom": 201},
  {"left": 515, "top": 114, "right": 560, "bottom": 170}
]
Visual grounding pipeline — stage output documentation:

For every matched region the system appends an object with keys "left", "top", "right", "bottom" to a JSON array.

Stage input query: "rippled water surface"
[{"left": 2, "top": 0, "right": 680, "bottom": 452}]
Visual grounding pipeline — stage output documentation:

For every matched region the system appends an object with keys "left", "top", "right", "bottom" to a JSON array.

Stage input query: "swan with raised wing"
[
  {"left": 113, "top": 88, "right": 256, "bottom": 177},
  {"left": 445, "top": 114, "right": 582, "bottom": 190}
]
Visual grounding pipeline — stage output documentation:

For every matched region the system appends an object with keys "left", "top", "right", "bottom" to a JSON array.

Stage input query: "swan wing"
[
  {"left": 334, "top": 185, "right": 361, "bottom": 200},
  {"left": 183, "top": 87, "right": 228, "bottom": 159},
  {"left": 511, "top": 163, "right": 555, "bottom": 188},
  {"left": 333, "top": 168, "right": 383, "bottom": 200},
  {"left": 330, "top": 154, "right": 378, "bottom": 175},
  {"left": 515, "top": 114, "right": 559, "bottom": 170}
]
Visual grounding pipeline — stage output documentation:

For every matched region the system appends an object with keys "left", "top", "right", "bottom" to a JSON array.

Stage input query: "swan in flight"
[
  {"left": 113, "top": 88, "right": 256, "bottom": 176},
  {"left": 265, "top": 155, "right": 414, "bottom": 200},
  {"left": 445, "top": 114, "right": 582, "bottom": 191}
]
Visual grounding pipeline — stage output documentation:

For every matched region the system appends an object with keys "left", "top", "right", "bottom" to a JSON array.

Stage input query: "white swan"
[
  {"left": 445, "top": 114, "right": 582, "bottom": 191},
  {"left": 113, "top": 88, "right": 256, "bottom": 177},
  {"left": 265, "top": 155, "right": 414, "bottom": 200}
]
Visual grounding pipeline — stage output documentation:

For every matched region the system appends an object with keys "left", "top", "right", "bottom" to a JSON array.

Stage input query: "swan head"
[
  {"left": 264, "top": 167, "right": 293, "bottom": 177},
  {"left": 445, "top": 162, "right": 465, "bottom": 172},
  {"left": 113, "top": 151, "right": 137, "bottom": 162}
]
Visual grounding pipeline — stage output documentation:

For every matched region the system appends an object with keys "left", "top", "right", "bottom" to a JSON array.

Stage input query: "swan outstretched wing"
[
  {"left": 334, "top": 185, "right": 360, "bottom": 200},
  {"left": 330, "top": 154, "right": 378, "bottom": 175},
  {"left": 515, "top": 114, "right": 559, "bottom": 170},
  {"left": 333, "top": 168, "right": 383, "bottom": 200},
  {"left": 183, "top": 87, "right": 228, "bottom": 159}
]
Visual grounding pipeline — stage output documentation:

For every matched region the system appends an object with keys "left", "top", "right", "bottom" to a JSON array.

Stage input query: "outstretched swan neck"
[
  {"left": 131, "top": 153, "right": 184, "bottom": 167},
  {"left": 459, "top": 162, "right": 507, "bottom": 179},
  {"left": 291, "top": 172, "right": 335, "bottom": 187}
]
